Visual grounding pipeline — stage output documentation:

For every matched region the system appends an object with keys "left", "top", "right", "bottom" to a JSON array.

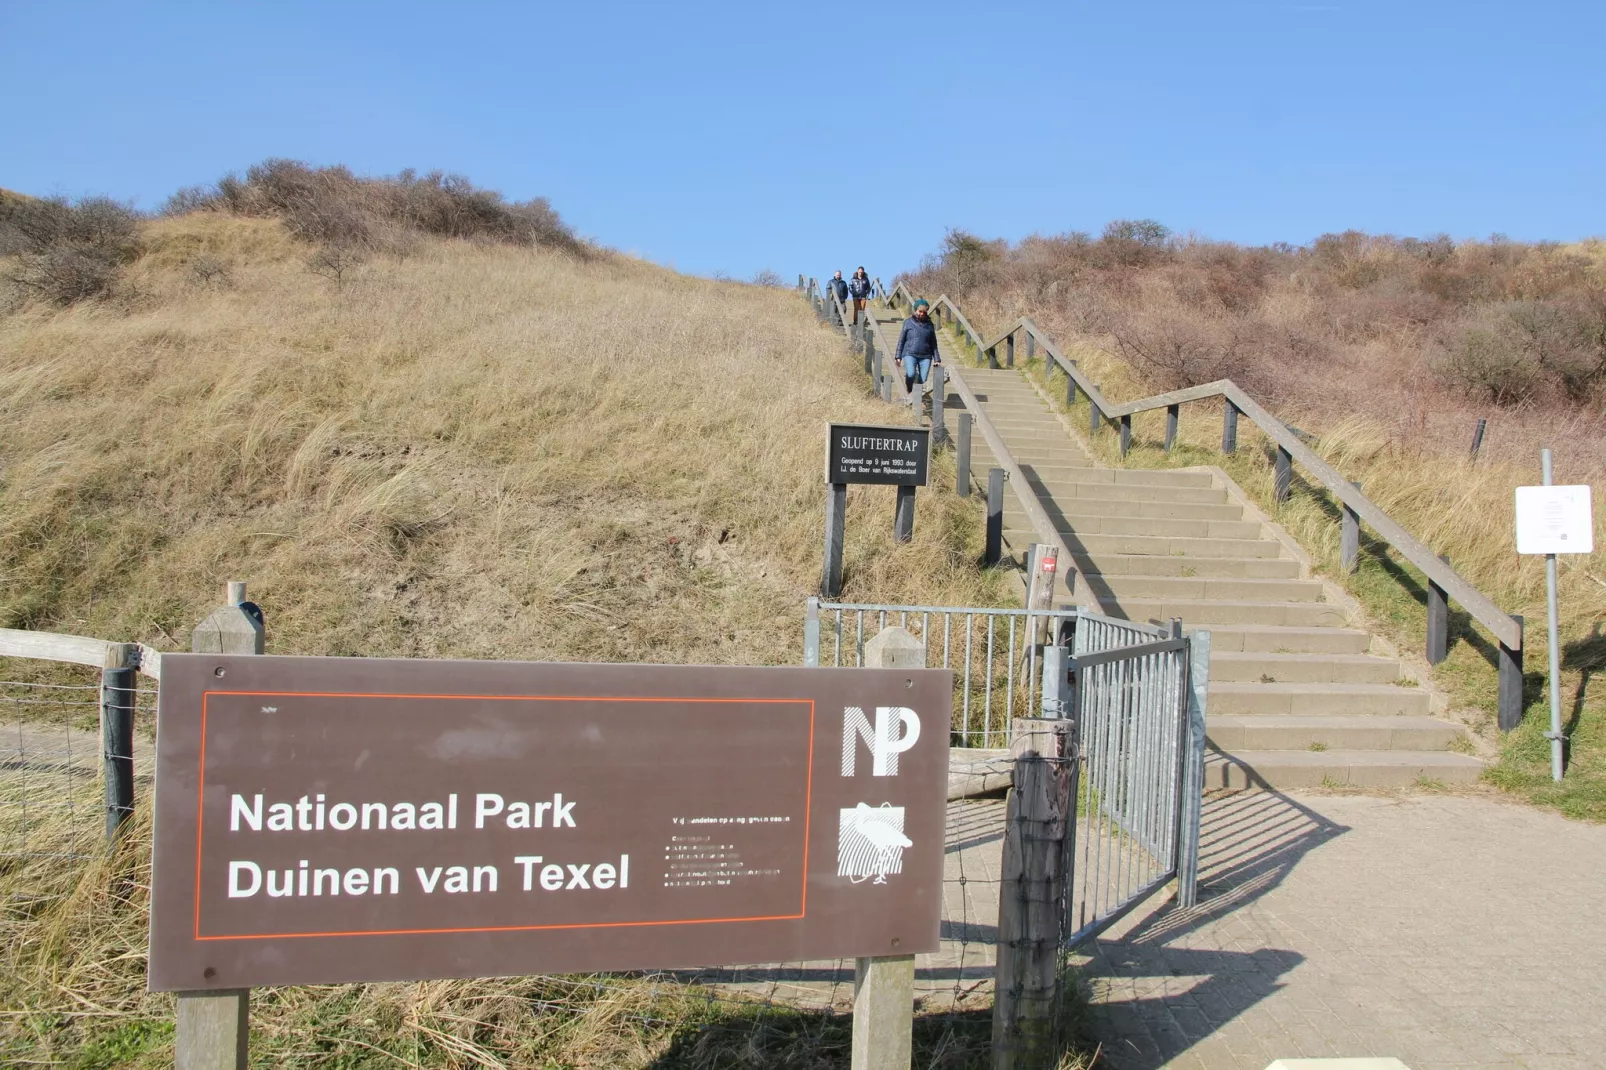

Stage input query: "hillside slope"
[{"left": 0, "top": 213, "right": 1001, "bottom": 667}]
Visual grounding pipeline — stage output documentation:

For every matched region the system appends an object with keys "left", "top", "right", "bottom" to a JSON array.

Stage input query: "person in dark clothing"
[
  {"left": 847, "top": 267, "right": 872, "bottom": 324},
  {"left": 894, "top": 298, "right": 940, "bottom": 402},
  {"left": 828, "top": 271, "right": 849, "bottom": 308}
]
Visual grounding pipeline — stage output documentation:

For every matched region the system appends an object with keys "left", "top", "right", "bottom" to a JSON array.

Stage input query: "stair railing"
[{"left": 883, "top": 283, "right": 1527, "bottom": 730}]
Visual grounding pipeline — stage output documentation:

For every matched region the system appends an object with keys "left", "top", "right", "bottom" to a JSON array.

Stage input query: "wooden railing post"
[
  {"left": 931, "top": 365, "right": 949, "bottom": 446},
  {"left": 1341, "top": 499, "right": 1361, "bottom": 573},
  {"left": 993, "top": 714, "right": 1072, "bottom": 1068},
  {"left": 864, "top": 334, "right": 874, "bottom": 377},
  {"left": 1026, "top": 331, "right": 1035, "bottom": 362},
  {"left": 1498, "top": 615, "right": 1525, "bottom": 731},
  {"left": 1119, "top": 414, "right": 1132, "bottom": 458},
  {"left": 1164, "top": 403, "right": 1180, "bottom": 453},
  {"left": 957, "top": 412, "right": 973, "bottom": 498},
  {"left": 1273, "top": 445, "right": 1293, "bottom": 504},
  {"left": 1222, "top": 401, "right": 1239, "bottom": 454},
  {"left": 1427, "top": 554, "right": 1450, "bottom": 665},
  {"left": 1005, "top": 332, "right": 1015, "bottom": 368},
  {"left": 1088, "top": 394, "right": 1101, "bottom": 437},
  {"left": 986, "top": 345, "right": 999, "bottom": 370},
  {"left": 872, "top": 346, "right": 886, "bottom": 401},
  {"left": 985, "top": 468, "right": 1005, "bottom": 566},
  {"left": 1065, "top": 363, "right": 1078, "bottom": 407},
  {"left": 101, "top": 642, "right": 138, "bottom": 839},
  {"left": 176, "top": 581, "right": 263, "bottom": 1070},
  {"left": 852, "top": 627, "right": 922, "bottom": 1070}
]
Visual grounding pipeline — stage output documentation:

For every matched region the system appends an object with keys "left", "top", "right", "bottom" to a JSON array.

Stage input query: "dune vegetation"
[{"left": 0, "top": 171, "right": 1015, "bottom": 1067}]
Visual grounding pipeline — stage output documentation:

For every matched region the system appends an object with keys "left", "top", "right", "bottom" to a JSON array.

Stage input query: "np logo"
[{"left": 841, "top": 706, "right": 920, "bottom": 777}]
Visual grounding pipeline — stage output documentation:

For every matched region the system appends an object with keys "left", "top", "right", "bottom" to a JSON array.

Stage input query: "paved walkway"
[{"left": 1077, "top": 789, "right": 1606, "bottom": 1070}]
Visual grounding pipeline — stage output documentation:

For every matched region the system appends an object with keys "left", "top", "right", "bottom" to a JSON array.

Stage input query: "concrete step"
[
  {"left": 1025, "top": 474, "right": 1228, "bottom": 504},
  {"left": 1003, "top": 507, "right": 1261, "bottom": 540},
  {"left": 1052, "top": 531, "right": 1284, "bottom": 559},
  {"left": 1087, "top": 574, "right": 1325, "bottom": 603},
  {"left": 1107, "top": 597, "right": 1346, "bottom": 628},
  {"left": 1202, "top": 625, "right": 1372, "bottom": 654},
  {"left": 1211, "top": 651, "right": 1402, "bottom": 684},
  {"left": 1206, "top": 715, "right": 1466, "bottom": 752},
  {"left": 1203, "top": 749, "right": 1485, "bottom": 790},
  {"left": 1034, "top": 497, "right": 1248, "bottom": 523},
  {"left": 1209, "top": 681, "right": 1432, "bottom": 716},
  {"left": 1080, "top": 553, "right": 1303, "bottom": 579}
]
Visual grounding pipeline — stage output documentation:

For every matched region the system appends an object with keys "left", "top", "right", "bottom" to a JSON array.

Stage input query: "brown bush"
[
  {"left": 164, "top": 159, "right": 583, "bottom": 255},
  {"left": 1, "top": 195, "right": 142, "bottom": 305}
]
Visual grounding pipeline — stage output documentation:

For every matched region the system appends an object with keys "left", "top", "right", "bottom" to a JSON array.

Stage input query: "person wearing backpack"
[
  {"left": 847, "top": 267, "right": 872, "bottom": 324},
  {"left": 894, "top": 298, "right": 940, "bottom": 407}
]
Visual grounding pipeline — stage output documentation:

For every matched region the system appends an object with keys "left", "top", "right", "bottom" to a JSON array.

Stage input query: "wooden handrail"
[
  {"left": 910, "top": 296, "right": 1524, "bottom": 654},
  {"left": 0, "top": 627, "right": 163, "bottom": 679}
]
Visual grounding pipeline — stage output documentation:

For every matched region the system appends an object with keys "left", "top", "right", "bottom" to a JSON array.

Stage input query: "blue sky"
[{"left": 3, "top": 1, "right": 1602, "bottom": 280}]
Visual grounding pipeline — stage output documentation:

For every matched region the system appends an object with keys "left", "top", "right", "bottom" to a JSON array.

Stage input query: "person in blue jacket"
[
  {"left": 847, "top": 267, "right": 873, "bottom": 324},
  {"left": 895, "top": 298, "right": 940, "bottom": 403}
]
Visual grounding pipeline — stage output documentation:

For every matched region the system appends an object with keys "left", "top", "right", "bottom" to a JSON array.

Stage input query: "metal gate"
[{"left": 804, "top": 597, "right": 1207, "bottom": 940}]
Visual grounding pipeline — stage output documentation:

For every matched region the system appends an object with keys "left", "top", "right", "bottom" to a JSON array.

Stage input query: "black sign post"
[{"left": 821, "top": 424, "right": 932, "bottom": 596}]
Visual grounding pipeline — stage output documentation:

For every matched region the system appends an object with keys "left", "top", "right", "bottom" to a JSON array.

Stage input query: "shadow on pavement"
[{"left": 1074, "top": 789, "right": 1350, "bottom": 1069}]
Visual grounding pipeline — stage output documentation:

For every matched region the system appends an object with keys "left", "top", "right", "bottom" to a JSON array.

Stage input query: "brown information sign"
[
  {"left": 149, "top": 655, "right": 950, "bottom": 990},
  {"left": 826, "top": 423, "right": 930, "bottom": 486}
]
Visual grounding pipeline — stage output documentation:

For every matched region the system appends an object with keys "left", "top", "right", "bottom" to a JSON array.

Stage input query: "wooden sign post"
[{"left": 821, "top": 424, "right": 932, "bottom": 597}]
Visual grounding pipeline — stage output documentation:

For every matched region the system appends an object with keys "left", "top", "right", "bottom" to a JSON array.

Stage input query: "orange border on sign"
[{"left": 193, "top": 691, "right": 816, "bottom": 942}]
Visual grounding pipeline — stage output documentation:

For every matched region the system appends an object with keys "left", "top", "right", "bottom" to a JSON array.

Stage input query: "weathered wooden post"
[
  {"left": 822, "top": 483, "right": 848, "bottom": 598},
  {"left": 957, "top": 412, "right": 973, "bottom": 498},
  {"left": 864, "top": 333, "right": 875, "bottom": 377},
  {"left": 1498, "top": 616, "right": 1525, "bottom": 731},
  {"left": 993, "top": 704, "right": 1073, "bottom": 1068},
  {"left": 894, "top": 486, "right": 915, "bottom": 543},
  {"left": 1088, "top": 394, "right": 1101, "bottom": 437},
  {"left": 1065, "top": 363, "right": 1078, "bottom": 407},
  {"left": 1026, "top": 332, "right": 1035, "bottom": 362},
  {"left": 986, "top": 345, "right": 999, "bottom": 370},
  {"left": 1119, "top": 414, "right": 1132, "bottom": 458},
  {"left": 1221, "top": 401, "right": 1239, "bottom": 454},
  {"left": 872, "top": 346, "right": 886, "bottom": 400},
  {"left": 101, "top": 642, "right": 138, "bottom": 839},
  {"left": 852, "top": 626, "right": 922, "bottom": 1070},
  {"left": 930, "top": 365, "right": 949, "bottom": 447},
  {"left": 1341, "top": 499, "right": 1361, "bottom": 573},
  {"left": 176, "top": 581, "right": 263, "bottom": 1070},
  {"left": 1274, "top": 445, "right": 1293, "bottom": 504},
  {"left": 985, "top": 468, "right": 1005, "bottom": 567},
  {"left": 1005, "top": 332, "right": 1015, "bottom": 368},
  {"left": 1427, "top": 554, "right": 1450, "bottom": 665},
  {"left": 1164, "top": 404, "right": 1180, "bottom": 453},
  {"left": 1470, "top": 417, "right": 1488, "bottom": 460}
]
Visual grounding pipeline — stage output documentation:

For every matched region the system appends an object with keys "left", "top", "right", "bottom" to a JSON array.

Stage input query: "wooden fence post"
[
  {"left": 864, "top": 334, "right": 875, "bottom": 377},
  {"left": 1164, "top": 404, "right": 1180, "bottom": 454},
  {"left": 1119, "top": 414, "right": 1132, "bottom": 458},
  {"left": 822, "top": 484, "right": 848, "bottom": 598},
  {"left": 851, "top": 626, "right": 923, "bottom": 1070},
  {"left": 1065, "top": 365, "right": 1077, "bottom": 407},
  {"left": 1005, "top": 333, "right": 1015, "bottom": 368},
  {"left": 1427, "top": 554, "right": 1451, "bottom": 665},
  {"left": 1341, "top": 480, "right": 1362, "bottom": 574},
  {"left": 957, "top": 413, "right": 973, "bottom": 498},
  {"left": 1026, "top": 332, "right": 1035, "bottom": 362},
  {"left": 894, "top": 486, "right": 916, "bottom": 543},
  {"left": 931, "top": 365, "right": 948, "bottom": 447},
  {"left": 1273, "top": 445, "right": 1293, "bottom": 504},
  {"left": 993, "top": 713, "right": 1073, "bottom": 1069},
  {"left": 101, "top": 642, "right": 138, "bottom": 839},
  {"left": 985, "top": 468, "right": 1005, "bottom": 567},
  {"left": 176, "top": 581, "right": 263, "bottom": 1070},
  {"left": 1221, "top": 402, "right": 1239, "bottom": 454},
  {"left": 1088, "top": 394, "right": 1101, "bottom": 437},
  {"left": 1498, "top": 615, "right": 1525, "bottom": 731}
]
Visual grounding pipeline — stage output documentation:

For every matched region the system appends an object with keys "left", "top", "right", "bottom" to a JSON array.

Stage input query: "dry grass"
[
  {"left": 0, "top": 212, "right": 1006, "bottom": 663},
  {"left": 0, "top": 213, "right": 1050, "bottom": 1066}
]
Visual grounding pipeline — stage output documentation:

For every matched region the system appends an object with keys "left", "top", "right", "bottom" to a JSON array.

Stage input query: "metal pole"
[
  {"left": 804, "top": 596, "right": 821, "bottom": 667},
  {"left": 1542, "top": 449, "right": 1563, "bottom": 781}
]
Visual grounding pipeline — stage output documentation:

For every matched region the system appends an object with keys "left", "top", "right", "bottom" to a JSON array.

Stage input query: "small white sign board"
[{"left": 1514, "top": 484, "right": 1594, "bottom": 555}]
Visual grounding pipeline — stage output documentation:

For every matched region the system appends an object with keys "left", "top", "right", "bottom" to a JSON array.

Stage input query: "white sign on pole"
[{"left": 1515, "top": 484, "right": 1594, "bottom": 556}]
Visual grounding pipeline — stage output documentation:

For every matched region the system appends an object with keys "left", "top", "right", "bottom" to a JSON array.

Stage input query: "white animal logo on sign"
[{"left": 837, "top": 802, "right": 912, "bottom": 884}]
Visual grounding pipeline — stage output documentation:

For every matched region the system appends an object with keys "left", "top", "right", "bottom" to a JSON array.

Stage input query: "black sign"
[{"left": 826, "top": 423, "right": 930, "bottom": 486}]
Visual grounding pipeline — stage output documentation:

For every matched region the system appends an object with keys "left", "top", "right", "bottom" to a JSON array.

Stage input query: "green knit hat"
[{"left": 913, "top": 299, "right": 929, "bottom": 310}]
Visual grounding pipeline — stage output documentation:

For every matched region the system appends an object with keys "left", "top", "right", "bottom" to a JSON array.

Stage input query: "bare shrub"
[
  {"left": 750, "top": 269, "right": 785, "bottom": 287},
  {"left": 1, "top": 195, "right": 142, "bottom": 306},
  {"left": 189, "top": 254, "right": 231, "bottom": 288},
  {"left": 167, "top": 159, "right": 584, "bottom": 256},
  {"left": 306, "top": 243, "right": 364, "bottom": 292}
]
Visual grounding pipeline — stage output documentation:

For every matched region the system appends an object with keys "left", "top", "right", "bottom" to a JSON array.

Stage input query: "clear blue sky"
[{"left": 3, "top": 1, "right": 1602, "bottom": 280}]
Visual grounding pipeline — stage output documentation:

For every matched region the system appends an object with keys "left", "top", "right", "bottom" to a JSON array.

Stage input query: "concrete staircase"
[{"left": 940, "top": 354, "right": 1482, "bottom": 790}]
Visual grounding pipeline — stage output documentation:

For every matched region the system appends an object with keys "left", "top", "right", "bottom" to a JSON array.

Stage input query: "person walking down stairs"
[
  {"left": 828, "top": 271, "right": 849, "bottom": 315},
  {"left": 847, "top": 267, "right": 872, "bottom": 324},
  {"left": 896, "top": 298, "right": 941, "bottom": 410}
]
